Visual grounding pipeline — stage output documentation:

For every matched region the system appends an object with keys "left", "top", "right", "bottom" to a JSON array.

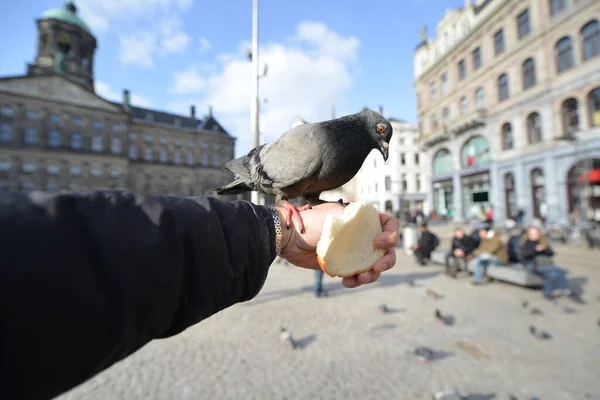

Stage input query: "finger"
[
  {"left": 356, "top": 270, "right": 380, "bottom": 285},
  {"left": 372, "top": 247, "right": 397, "bottom": 273},
  {"left": 375, "top": 230, "right": 399, "bottom": 249},
  {"left": 379, "top": 212, "right": 399, "bottom": 233},
  {"left": 342, "top": 276, "right": 361, "bottom": 288}
]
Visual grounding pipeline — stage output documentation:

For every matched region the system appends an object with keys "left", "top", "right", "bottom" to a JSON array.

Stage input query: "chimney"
[
  {"left": 190, "top": 105, "right": 196, "bottom": 119},
  {"left": 379, "top": 105, "right": 384, "bottom": 116},
  {"left": 208, "top": 105, "right": 213, "bottom": 118},
  {"left": 123, "top": 89, "right": 131, "bottom": 113}
]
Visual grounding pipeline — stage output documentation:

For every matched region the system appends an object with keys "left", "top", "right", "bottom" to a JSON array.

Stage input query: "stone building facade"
[
  {"left": 414, "top": 0, "right": 600, "bottom": 223},
  {"left": 0, "top": 1, "right": 235, "bottom": 196}
]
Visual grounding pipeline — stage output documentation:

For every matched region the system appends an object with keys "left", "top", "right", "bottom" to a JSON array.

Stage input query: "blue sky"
[{"left": 1, "top": 0, "right": 463, "bottom": 155}]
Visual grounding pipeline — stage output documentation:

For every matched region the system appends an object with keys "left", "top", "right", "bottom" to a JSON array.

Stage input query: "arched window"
[
  {"left": 442, "top": 107, "right": 451, "bottom": 126},
  {"left": 531, "top": 168, "right": 546, "bottom": 221},
  {"left": 522, "top": 58, "right": 536, "bottom": 89},
  {"left": 588, "top": 87, "right": 600, "bottom": 127},
  {"left": 91, "top": 135, "right": 103, "bottom": 152},
  {"left": 527, "top": 112, "right": 542, "bottom": 144},
  {"left": 501, "top": 122, "right": 514, "bottom": 151},
  {"left": 0, "top": 123, "right": 13, "bottom": 143},
  {"left": 581, "top": 20, "right": 600, "bottom": 61},
  {"left": 71, "top": 133, "right": 83, "bottom": 150},
  {"left": 549, "top": 0, "right": 566, "bottom": 16},
  {"left": 0, "top": 105, "right": 14, "bottom": 117},
  {"left": 48, "top": 129, "right": 61, "bottom": 147},
  {"left": 432, "top": 148, "right": 453, "bottom": 177},
  {"left": 562, "top": 98, "right": 579, "bottom": 135},
  {"left": 475, "top": 87, "right": 485, "bottom": 109},
  {"left": 556, "top": 36, "right": 574, "bottom": 72},
  {"left": 461, "top": 135, "right": 491, "bottom": 168},
  {"left": 504, "top": 173, "right": 516, "bottom": 219},
  {"left": 498, "top": 73, "right": 509, "bottom": 101},
  {"left": 460, "top": 96, "right": 469, "bottom": 114},
  {"left": 567, "top": 158, "right": 600, "bottom": 216}
]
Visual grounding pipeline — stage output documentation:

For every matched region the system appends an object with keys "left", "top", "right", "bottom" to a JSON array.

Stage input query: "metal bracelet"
[{"left": 268, "top": 206, "right": 283, "bottom": 256}]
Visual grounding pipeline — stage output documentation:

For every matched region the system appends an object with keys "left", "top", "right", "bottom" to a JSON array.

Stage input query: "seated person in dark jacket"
[
  {"left": 446, "top": 227, "right": 476, "bottom": 277},
  {"left": 519, "top": 226, "right": 570, "bottom": 300},
  {"left": 0, "top": 191, "right": 399, "bottom": 400},
  {"left": 411, "top": 223, "right": 439, "bottom": 265}
]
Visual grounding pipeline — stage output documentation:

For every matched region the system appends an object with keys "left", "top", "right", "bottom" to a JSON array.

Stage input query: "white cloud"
[
  {"left": 198, "top": 36, "right": 212, "bottom": 53},
  {"left": 158, "top": 18, "right": 191, "bottom": 55},
  {"left": 168, "top": 21, "right": 360, "bottom": 156},
  {"left": 95, "top": 81, "right": 153, "bottom": 108},
  {"left": 170, "top": 67, "right": 205, "bottom": 94},
  {"left": 118, "top": 32, "right": 156, "bottom": 68}
]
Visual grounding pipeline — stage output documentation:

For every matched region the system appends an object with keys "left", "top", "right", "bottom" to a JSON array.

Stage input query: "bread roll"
[{"left": 316, "top": 202, "right": 385, "bottom": 277}]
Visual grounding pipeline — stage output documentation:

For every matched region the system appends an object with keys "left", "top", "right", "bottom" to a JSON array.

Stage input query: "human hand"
[
  {"left": 535, "top": 244, "right": 546, "bottom": 252},
  {"left": 454, "top": 248, "right": 465, "bottom": 257},
  {"left": 277, "top": 203, "right": 399, "bottom": 288}
]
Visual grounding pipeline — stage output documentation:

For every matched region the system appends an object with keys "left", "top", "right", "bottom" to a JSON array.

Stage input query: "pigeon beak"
[{"left": 379, "top": 141, "right": 389, "bottom": 161}]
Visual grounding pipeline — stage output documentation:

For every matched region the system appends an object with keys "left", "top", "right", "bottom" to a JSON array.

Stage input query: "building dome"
[{"left": 41, "top": 1, "right": 92, "bottom": 35}]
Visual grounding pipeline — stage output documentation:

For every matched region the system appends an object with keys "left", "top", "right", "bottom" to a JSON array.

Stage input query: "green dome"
[{"left": 41, "top": 1, "right": 92, "bottom": 35}]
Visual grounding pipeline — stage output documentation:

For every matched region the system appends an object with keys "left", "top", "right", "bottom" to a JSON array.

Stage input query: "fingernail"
[
  {"left": 362, "top": 274, "right": 372, "bottom": 283},
  {"left": 381, "top": 263, "right": 390, "bottom": 271},
  {"left": 375, "top": 240, "right": 386, "bottom": 248}
]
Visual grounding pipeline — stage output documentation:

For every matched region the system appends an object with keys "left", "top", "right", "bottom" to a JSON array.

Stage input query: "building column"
[
  {"left": 544, "top": 152, "right": 560, "bottom": 223},
  {"left": 452, "top": 171, "right": 464, "bottom": 221},
  {"left": 489, "top": 164, "right": 500, "bottom": 220},
  {"left": 426, "top": 177, "right": 434, "bottom": 215},
  {"left": 514, "top": 159, "right": 528, "bottom": 218}
]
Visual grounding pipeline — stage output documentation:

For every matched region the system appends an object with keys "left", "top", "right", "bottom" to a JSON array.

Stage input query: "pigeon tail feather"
[{"left": 215, "top": 179, "right": 252, "bottom": 195}]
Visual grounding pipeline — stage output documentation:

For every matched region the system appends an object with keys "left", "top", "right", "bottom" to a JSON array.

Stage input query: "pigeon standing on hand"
[{"left": 215, "top": 111, "right": 393, "bottom": 233}]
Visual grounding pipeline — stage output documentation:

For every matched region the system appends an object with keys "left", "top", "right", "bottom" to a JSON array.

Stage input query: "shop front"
[
  {"left": 460, "top": 135, "right": 492, "bottom": 219},
  {"left": 567, "top": 158, "right": 600, "bottom": 221},
  {"left": 431, "top": 148, "right": 455, "bottom": 218}
]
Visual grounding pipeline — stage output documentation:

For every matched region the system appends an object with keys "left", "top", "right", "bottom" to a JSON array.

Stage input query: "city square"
[{"left": 56, "top": 226, "right": 600, "bottom": 400}]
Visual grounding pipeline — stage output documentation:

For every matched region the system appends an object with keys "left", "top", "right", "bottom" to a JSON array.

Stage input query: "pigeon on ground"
[
  {"left": 530, "top": 307, "right": 543, "bottom": 316},
  {"left": 426, "top": 288, "right": 443, "bottom": 300},
  {"left": 379, "top": 303, "right": 390, "bottom": 314},
  {"left": 408, "top": 279, "right": 416, "bottom": 287},
  {"left": 413, "top": 346, "right": 436, "bottom": 362},
  {"left": 509, "top": 395, "right": 519, "bottom": 400},
  {"left": 215, "top": 110, "right": 393, "bottom": 233},
  {"left": 529, "top": 325, "right": 552, "bottom": 340},
  {"left": 280, "top": 327, "right": 297, "bottom": 349},
  {"left": 435, "top": 309, "right": 455, "bottom": 326},
  {"left": 522, "top": 301, "right": 529, "bottom": 309}
]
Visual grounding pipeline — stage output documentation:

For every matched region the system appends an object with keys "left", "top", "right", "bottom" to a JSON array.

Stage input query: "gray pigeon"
[
  {"left": 279, "top": 327, "right": 297, "bottom": 349},
  {"left": 215, "top": 110, "right": 393, "bottom": 232}
]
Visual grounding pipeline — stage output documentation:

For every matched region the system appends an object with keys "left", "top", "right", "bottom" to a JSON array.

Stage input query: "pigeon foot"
[{"left": 283, "top": 201, "right": 310, "bottom": 234}]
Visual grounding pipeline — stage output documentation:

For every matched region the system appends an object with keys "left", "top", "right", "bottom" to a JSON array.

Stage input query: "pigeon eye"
[{"left": 377, "top": 125, "right": 385, "bottom": 134}]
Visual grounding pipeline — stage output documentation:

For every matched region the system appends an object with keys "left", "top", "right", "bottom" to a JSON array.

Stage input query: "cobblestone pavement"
[{"left": 57, "top": 228, "right": 600, "bottom": 400}]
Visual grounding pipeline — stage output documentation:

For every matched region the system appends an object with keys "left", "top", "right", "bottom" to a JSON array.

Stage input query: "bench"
[{"left": 430, "top": 248, "right": 545, "bottom": 287}]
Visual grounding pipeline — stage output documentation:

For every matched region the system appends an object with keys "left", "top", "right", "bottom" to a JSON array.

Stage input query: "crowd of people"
[{"left": 409, "top": 218, "right": 572, "bottom": 301}]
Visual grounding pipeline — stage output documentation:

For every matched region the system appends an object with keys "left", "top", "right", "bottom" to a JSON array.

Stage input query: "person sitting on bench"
[
  {"left": 411, "top": 223, "right": 439, "bottom": 266},
  {"left": 446, "top": 227, "right": 477, "bottom": 277},
  {"left": 470, "top": 226, "right": 509, "bottom": 286},
  {"left": 519, "top": 226, "right": 570, "bottom": 300}
]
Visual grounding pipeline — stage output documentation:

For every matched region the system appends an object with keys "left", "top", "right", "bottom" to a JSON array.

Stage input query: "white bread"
[{"left": 316, "top": 202, "right": 385, "bottom": 278}]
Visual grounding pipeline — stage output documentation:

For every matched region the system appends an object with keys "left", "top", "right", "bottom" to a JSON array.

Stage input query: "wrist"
[{"left": 273, "top": 207, "right": 293, "bottom": 258}]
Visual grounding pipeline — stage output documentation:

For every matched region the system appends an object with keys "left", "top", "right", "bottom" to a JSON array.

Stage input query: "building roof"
[
  {"left": 41, "top": 1, "right": 92, "bottom": 35},
  {"left": 474, "top": 0, "right": 494, "bottom": 15}
]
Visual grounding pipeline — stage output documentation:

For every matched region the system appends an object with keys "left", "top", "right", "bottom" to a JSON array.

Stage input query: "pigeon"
[
  {"left": 408, "top": 279, "right": 416, "bottom": 287},
  {"left": 509, "top": 395, "right": 519, "bottom": 400},
  {"left": 413, "top": 346, "right": 436, "bottom": 362},
  {"left": 279, "top": 327, "right": 297, "bottom": 349},
  {"left": 215, "top": 111, "right": 393, "bottom": 233},
  {"left": 522, "top": 301, "right": 529, "bottom": 309},
  {"left": 435, "top": 309, "right": 455, "bottom": 326},
  {"left": 530, "top": 307, "right": 543, "bottom": 316},
  {"left": 529, "top": 325, "right": 552, "bottom": 340},
  {"left": 426, "top": 288, "right": 443, "bottom": 300},
  {"left": 379, "top": 303, "right": 390, "bottom": 314}
]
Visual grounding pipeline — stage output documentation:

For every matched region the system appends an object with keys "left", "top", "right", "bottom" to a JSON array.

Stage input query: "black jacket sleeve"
[{"left": 0, "top": 191, "right": 277, "bottom": 400}]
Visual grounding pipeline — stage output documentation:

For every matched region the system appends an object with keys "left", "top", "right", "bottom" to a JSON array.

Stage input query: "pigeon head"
[{"left": 361, "top": 111, "right": 393, "bottom": 161}]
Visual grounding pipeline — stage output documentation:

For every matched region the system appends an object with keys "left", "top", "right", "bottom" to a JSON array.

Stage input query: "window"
[
  {"left": 213, "top": 154, "right": 221, "bottom": 167},
  {"left": 1, "top": 105, "right": 14, "bottom": 117},
  {"left": 415, "top": 153, "right": 420, "bottom": 166},
  {"left": 129, "top": 133, "right": 138, "bottom": 141},
  {"left": 90, "top": 166, "right": 102, "bottom": 177},
  {"left": 144, "top": 135, "right": 153, "bottom": 143},
  {"left": 48, "top": 129, "right": 61, "bottom": 147},
  {"left": 25, "top": 128, "right": 38, "bottom": 145},
  {"left": 91, "top": 135, "right": 103, "bottom": 152},
  {"left": 71, "top": 133, "right": 82, "bottom": 149},
  {"left": 401, "top": 174, "right": 407, "bottom": 191},
  {"left": 21, "top": 182, "right": 36, "bottom": 192},
  {"left": 531, "top": 168, "right": 546, "bottom": 220},
  {"left": 112, "top": 123, "right": 121, "bottom": 132},
  {"left": 581, "top": 20, "right": 600, "bottom": 61},
  {"left": 431, "top": 114, "right": 439, "bottom": 130},
  {"left": 401, "top": 153, "right": 406, "bottom": 165},
  {"left": 549, "top": 0, "right": 566, "bottom": 16},
  {"left": 26, "top": 110, "right": 39, "bottom": 120},
  {"left": 110, "top": 168, "right": 121, "bottom": 178},
  {"left": 213, "top": 144, "right": 221, "bottom": 152},
  {"left": 128, "top": 145, "right": 138, "bottom": 159},
  {"left": 0, "top": 123, "right": 13, "bottom": 142},
  {"left": 556, "top": 36, "right": 574, "bottom": 73},
  {"left": 22, "top": 163, "right": 37, "bottom": 173},
  {"left": 588, "top": 87, "right": 600, "bottom": 127},
  {"left": 175, "top": 139, "right": 181, "bottom": 147},
  {"left": 46, "top": 164, "right": 60, "bottom": 175},
  {"left": 430, "top": 82, "right": 437, "bottom": 99},
  {"left": 460, "top": 96, "right": 469, "bottom": 114},
  {"left": 527, "top": 112, "right": 542, "bottom": 144},
  {"left": 0, "top": 160, "right": 11, "bottom": 171},
  {"left": 111, "top": 138, "right": 122, "bottom": 154},
  {"left": 375, "top": 183, "right": 378, "bottom": 193},
  {"left": 517, "top": 9, "right": 531, "bottom": 39},
  {"left": 202, "top": 153, "right": 208, "bottom": 166},
  {"left": 505, "top": 172, "right": 516, "bottom": 219},
  {"left": 494, "top": 29, "right": 505, "bottom": 55},
  {"left": 442, "top": 107, "right": 451, "bottom": 126},
  {"left": 472, "top": 47, "right": 482, "bottom": 70},
  {"left": 498, "top": 74, "right": 510, "bottom": 101},
  {"left": 416, "top": 173, "right": 421, "bottom": 191},
  {"left": 69, "top": 166, "right": 82, "bottom": 175},
  {"left": 72, "top": 116, "right": 83, "bottom": 126},
  {"left": 400, "top": 138, "right": 405, "bottom": 146},
  {"left": 384, "top": 176, "right": 391, "bottom": 192},
  {"left": 458, "top": 59, "right": 466, "bottom": 80},
  {"left": 188, "top": 140, "right": 194, "bottom": 148},
  {"left": 522, "top": 58, "right": 536, "bottom": 89},
  {"left": 501, "top": 123, "right": 514, "bottom": 150},
  {"left": 441, "top": 73, "right": 448, "bottom": 94},
  {"left": 475, "top": 87, "right": 485, "bottom": 109},
  {"left": 93, "top": 120, "right": 103, "bottom": 130},
  {"left": 174, "top": 151, "right": 182, "bottom": 164},
  {"left": 433, "top": 148, "right": 453, "bottom": 177},
  {"left": 159, "top": 149, "right": 168, "bottom": 163},
  {"left": 562, "top": 98, "right": 579, "bottom": 135},
  {"left": 50, "top": 114, "right": 61, "bottom": 124},
  {"left": 160, "top": 137, "right": 168, "bottom": 145},
  {"left": 187, "top": 152, "right": 195, "bottom": 165},
  {"left": 82, "top": 57, "right": 89, "bottom": 70}
]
